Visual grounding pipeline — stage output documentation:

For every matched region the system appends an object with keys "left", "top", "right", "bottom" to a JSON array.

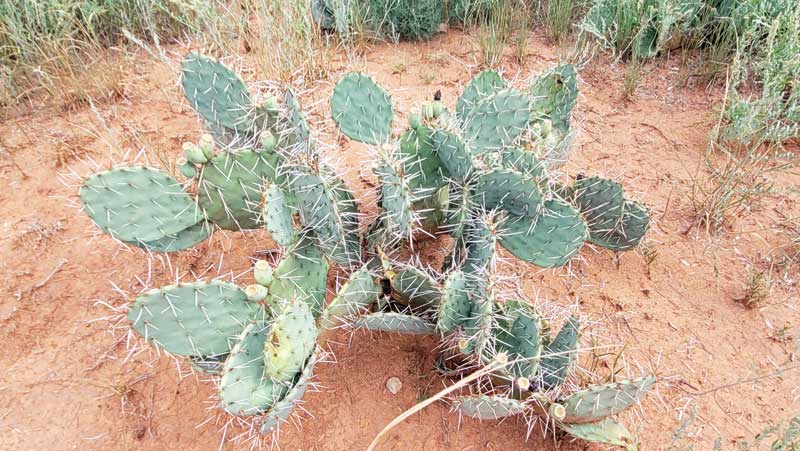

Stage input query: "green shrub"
[
  {"left": 366, "top": 0, "right": 444, "bottom": 41},
  {"left": 722, "top": 6, "right": 800, "bottom": 144}
]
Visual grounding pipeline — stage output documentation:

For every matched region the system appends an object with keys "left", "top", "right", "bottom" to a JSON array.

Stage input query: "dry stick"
[
  {"left": 366, "top": 354, "right": 508, "bottom": 451},
  {"left": 676, "top": 363, "right": 799, "bottom": 397}
]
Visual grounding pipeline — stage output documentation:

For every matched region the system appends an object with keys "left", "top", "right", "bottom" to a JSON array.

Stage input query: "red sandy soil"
[{"left": 1, "top": 30, "right": 798, "bottom": 450}]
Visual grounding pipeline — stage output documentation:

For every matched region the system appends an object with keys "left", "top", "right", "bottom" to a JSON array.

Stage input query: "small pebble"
[{"left": 386, "top": 377, "right": 402, "bottom": 395}]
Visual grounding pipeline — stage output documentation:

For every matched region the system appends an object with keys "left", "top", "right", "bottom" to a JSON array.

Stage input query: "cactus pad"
[
  {"left": 398, "top": 126, "right": 446, "bottom": 191},
  {"left": 376, "top": 162, "right": 415, "bottom": 240},
  {"left": 497, "top": 200, "right": 587, "bottom": 267},
  {"left": 431, "top": 129, "right": 474, "bottom": 183},
  {"left": 388, "top": 267, "right": 442, "bottom": 314},
  {"left": 472, "top": 169, "right": 543, "bottom": 218},
  {"left": 331, "top": 73, "right": 393, "bottom": 145},
  {"left": 529, "top": 64, "right": 579, "bottom": 132},
  {"left": 290, "top": 169, "right": 362, "bottom": 268},
  {"left": 128, "top": 281, "right": 263, "bottom": 358},
  {"left": 462, "top": 215, "right": 498, "bottom": 275},
  {"left": 573, "top": 175, "right": 625, "bottom": 236},
  {"left": 540, "top": 316, "right": 580, "bottom": 390},
  {"left": 260, "top": 348, "right": 321, "bottom": 434},
  {"left": 461, "top": 88, "right": 531, "bottom": 154},
  {"left": 459, "top": 280, "right": 494, "bottom": 356},
  {"left": 198, "top": 150, "right": 280, "bottom": 230},
  {"left": 456, "top": 70, "right": 507, "bottom": 120},
  {"left": 263, "top": 298, "right": 318, "bottom": 382},
  {"left": 219, "top": 321, "right": 289, "bottom": 416},
  {"left": 81, "top": 167, "right": 200, "bottom": 243},
  {"left": 320, "top": 265, "right": 380, "bottom": 331},
  {"left": 262, "top": 185, "right": 297, "bottom": 246},
  {"left": 268, "top": 239, "right": 329, "bottom": 317},
  {"left": 588, "top": 200, "right": 650, "bottom": 251},
  {"left": 437, "top": 270, "right": 472, "bottom": 333},
  {"left": 453, "top": 395, "right": 527, "bottom": 420},
  {"left": 500, "top": 147, "right": 545, "bottom": 180},
  {"left": 354, "top": 312, "right": 436, "bottom": 335},
  {"left": 559, "top": 419, "right": 637, "bottom": 450},
  {"left": 494, "top": 300, "right": 542, "bottom": 380},
  {"left": 181, "top": 53, "right": 255, "bottom": 132},
  {"left": 561, "top": 376, "right": 656, "bottom": 423}
]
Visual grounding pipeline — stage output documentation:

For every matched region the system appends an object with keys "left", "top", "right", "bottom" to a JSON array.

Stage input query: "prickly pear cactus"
[{"left": 77, "top": 54, "right": 654, "bottom": 450}]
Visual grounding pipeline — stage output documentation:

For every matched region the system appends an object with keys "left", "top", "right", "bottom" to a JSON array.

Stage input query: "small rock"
[{"left": 386, "top": 377, "right": 402, "bottom": 395}]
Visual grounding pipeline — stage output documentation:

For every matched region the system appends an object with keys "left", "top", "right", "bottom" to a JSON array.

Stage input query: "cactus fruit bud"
[
  {"left": 541, "top": 119, "right": 552, "bottom": 137},
  {"left": 177, "top": 158, "right": 197, "bottom": 178},
  {"left": 422, "top": 102, "right": 435, "bottom": 120},
  {"left": 517, "top": 377, "right": 530, "bottom": 391},
  {"left": 183, "top": 142, "right": 208, "bottom": 164},
  {"left": 408, "top": 112, "right": 421, "bottom": 129},
  {"left": 458, "top": 338, "right": 470, "bottom": 353},
  {"left": 549, "top": 403, "right": 566, "bottom": 420},
  {"left": 245, "top": 284, "right": 268, "bottom": 301},
  {"left": 199, "top": 133, "right": 215, "bottom": 158},
  {"left": 431, "top": 101, "right": 444, "bottom": 117},
  {"left": 260, "top": 132, "right": 277, "bottom": 152},
  {"left": 262, "top": 94, "right": 280, "bottom": 113},
  {"left": 254, "top": 260, "right": 273, "bottom": 286}
]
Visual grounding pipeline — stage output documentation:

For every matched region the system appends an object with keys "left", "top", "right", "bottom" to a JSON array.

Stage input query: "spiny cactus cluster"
[{"left": 79, "top": 53, "right": 654, "bottom": 449}]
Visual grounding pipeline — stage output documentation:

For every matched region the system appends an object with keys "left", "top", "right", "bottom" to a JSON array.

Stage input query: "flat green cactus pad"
[
  {"left": 264, "top": 298, "right": 318, "bottom": 382},
  {"left": 268, "top": 238, "right": 329, "bottom": 317},
  {"left": 559, "top": 419, "right": 637, "bottom": 450},
  {"left": 290, "top": 169, "right": 362, "bottom": 268},
  {"left": 262, "top": 185, "right": 297, "bottom": 246},
  {"left": 573, "top": 175, "right": 625, "bottom": 236},
  {"left": 453, "top": 395, "right": 527, "bottom": 420},
  {"left": 460, "top": 280, "right": 494, "bottom": 356},
  {"left": 437, "top": 270, "right": 472, "bottom": 333},
  {"left": 219, "top": 321, "right": 290, "bottom": 416},
  {"left": 354, "top": 312, "right": 436, "bottom": 335},
  {"left": 561, "top": 376, "right": 656, "bottom": 423},
  {"left": 498, "top": 200, "right": 587, "bottom": 268},
  {"left": 320, "top": 265, "right": 380, "bottom": 331},
  {"left": 260, "top": 348, "right": 321, "bottom": 434},
  {"left": 494, "top": 300, "right": 542, "bottom": 379},
  {"left": 588, "top": 200, "right": 650, "bottom": 251},
  {"left": 462, "top": 215, "right": 497, "bottom": 275},
  {"left": 540, "top": 316, "right": 580, "bottom": 390},
  {"left": 376, "top": 162, "right": 415, "bottom": 240},
  {"left": 331, "top": 73, "right": 393, "bottom": 145},
  {"left": 81, "top": 167, "right": 200, "bottom": 243},
  {"left": 198, "top": 150, "right": 281, "bottom": 230},
  {"left": 461, "top": 88, "right": 531, "bottom": 154},
  {"left": 398, "top": 126, "right": 446, "bottom": 191},
  {"left": 530, "top": 64, "right": 578, "bottom": 132},
  {"left": 456, "top": 70, "right": 507, "bottom": 120},
  {"left": 181, "top": 53, "right": 255, "bottom": 132},
  {"left": 431, "top": 129, "right": 474, "bottom": 183},
  {"left": 128, "top": 280, "right": 263, "bottom": 357},
  {"left": 389, "top": 267, "right": 442, "bottom": 314},
  {"left": 500, "top": 147, "right": 545, "bottom": 180},
  {"left": 472, "top": 169, "right": 543, "bottom": 218}
]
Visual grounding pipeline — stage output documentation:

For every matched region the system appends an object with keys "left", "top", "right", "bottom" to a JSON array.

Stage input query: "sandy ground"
[{"left": 1, "top": 30, "right": 798, "bottom": 450}]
